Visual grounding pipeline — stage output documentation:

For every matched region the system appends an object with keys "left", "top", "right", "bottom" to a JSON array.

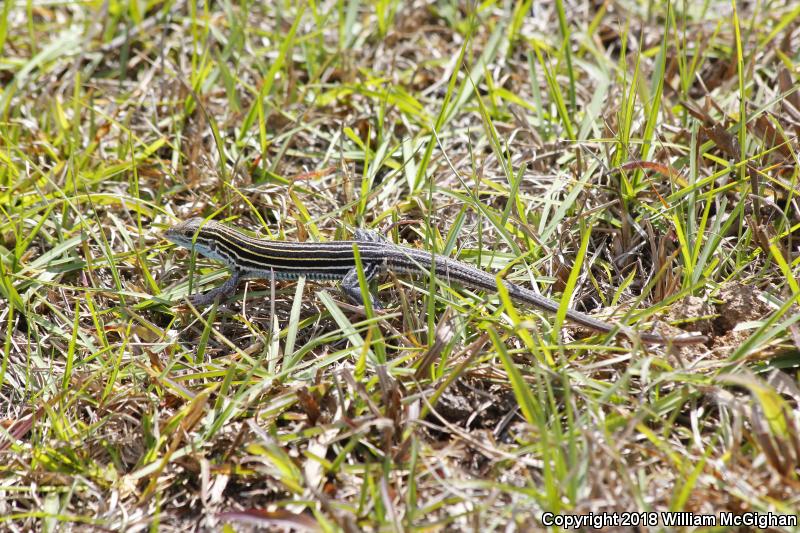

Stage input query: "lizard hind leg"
[
  {"left": 341, "top": 262, "right": 382, "bottom": 310},
  {"left": 353, "top": 228, "right": 387, "bottom": 243}
]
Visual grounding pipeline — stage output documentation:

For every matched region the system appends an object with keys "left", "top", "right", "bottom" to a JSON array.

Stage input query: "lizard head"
[{"left": 164, "top": 217, "right": 208, "bottom": 249}]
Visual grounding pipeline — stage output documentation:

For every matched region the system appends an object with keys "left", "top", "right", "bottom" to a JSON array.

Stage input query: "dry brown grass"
[{"left": 1, "top": 1, "right": 799, "bottom": 531}]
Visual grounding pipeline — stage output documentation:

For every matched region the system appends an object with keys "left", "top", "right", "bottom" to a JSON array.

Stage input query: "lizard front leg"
[{"left": 187, "top": 268, "right": 242, "bottom": 306}]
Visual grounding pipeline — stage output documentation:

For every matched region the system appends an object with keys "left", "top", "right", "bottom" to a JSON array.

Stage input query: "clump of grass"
[{"left": 1, "top": 1, "right": 799, "bottom": 530}]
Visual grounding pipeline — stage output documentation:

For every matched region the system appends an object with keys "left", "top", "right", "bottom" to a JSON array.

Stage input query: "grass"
[{"left": 1, "top": 0, "right": 800, "bottom": 530}]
